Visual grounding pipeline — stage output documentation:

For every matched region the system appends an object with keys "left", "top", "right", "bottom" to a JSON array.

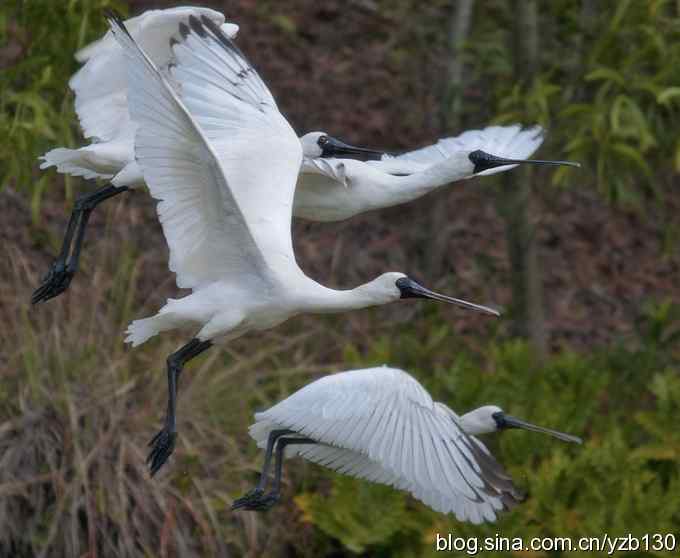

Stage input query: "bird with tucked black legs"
[{"left": 236, "top": 366, "right": 581, "bottom": 521}]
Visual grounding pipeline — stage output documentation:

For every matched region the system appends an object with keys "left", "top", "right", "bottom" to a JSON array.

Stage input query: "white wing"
[
  {"left": 71, "top": 7, "right": 235, "bottom": 143},
  {"left": 250, "top": 367, "right": 521, "bottom": 523},
  {"left": 108, "top": 15, "right": 300, "bottom": 289},
  {"left": 372, "top": 124, "right": 544, "bottom": 177},
  {"left": 250, "top": 421, "right": 518, "bottom": 524},
  {"left": 169, "top": 15, "right": 301, "bottom": 276}
]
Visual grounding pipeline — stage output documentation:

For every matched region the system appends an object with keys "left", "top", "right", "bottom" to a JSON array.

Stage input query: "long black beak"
[
  {"left": 396, "top": 277, "right": 500, "bottom": 317},
  {"left": 321, "top": 137, "right": 384, "bottom": 161},
  {"left": 469, "top": 149, "right": 581, "bottom": 174},
  {"left": 492, "top": 412, "right": 582, "bottom": 444}
]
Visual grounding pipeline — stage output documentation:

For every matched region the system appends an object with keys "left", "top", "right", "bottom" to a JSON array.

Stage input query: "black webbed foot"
[
  {"left": 231, "top": 487, "right": 265, "bottom": 510},
  {"left": 232, "top": 491, "right": 280, "bottom": 512},
  {"left": 31, "top": 260, "right": 75, "bottom": 304},
  {"left": 147, "top": 427, "right": 177, "bottom": 476},
  {"left": 31, "top": 184, "right": 130, "bottom": 306}
]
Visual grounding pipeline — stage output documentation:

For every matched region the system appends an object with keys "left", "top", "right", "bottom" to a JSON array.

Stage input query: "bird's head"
[
  {"left": 300, "top": 132, "right": 384, "bottom": 161},
  {"left": 459, "top": 405, "right": 582, "bottom": 443},
  {"left": 362, "top": 273, "right": 501, "bottom": 316}
]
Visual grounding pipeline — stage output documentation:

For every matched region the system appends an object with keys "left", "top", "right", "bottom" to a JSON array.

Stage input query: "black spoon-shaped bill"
[
  {"left": 469, "top": 149, "right": 581, "bottom": 174},
  {"left": 396, "top": 277, "right": 500, "bottom": 317},
  {"left": 320, "top": 136, "right": 384, "bottom": 161},
  {"left": 493, "top": 412, "right": 582, "bottom": 444}
]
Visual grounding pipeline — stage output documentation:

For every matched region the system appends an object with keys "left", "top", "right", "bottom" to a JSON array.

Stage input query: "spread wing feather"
[
  {"left": 108, "top": 14, "right": 281, "bottom": 290},
  {"left": 72, "top": 8, "right": 233, "bottom": 142},
  {"left": 169, "top": 14, "right": 300, "bottom": 274},
  {"left": 249, "top": 367, "right": 522, "bottom": 523},
  {"left": 373, "top": 124, "right": 544, "bottom": 177}
]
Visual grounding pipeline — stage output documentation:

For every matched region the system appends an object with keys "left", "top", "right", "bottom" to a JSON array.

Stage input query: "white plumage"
[
  {"left": 40, "top": 7, "right": 237, "bottom": 187},
  {"left": 242, "top": 366, "right": 581, "bottom": 523},
  {"left": 375, "top": 124, "right": 543, "bottom": 176},
  {"left": 40, "top": 7, "right": 575, "bottom": 214},
  {"left": 107, "top": 14, "right": 498, "bottom": 476},
  {"left": 39, "top": 8, "right": 374, "bottom": 192},
  {"left": 33, "top": 8, "right": 577, "bottom": 304},
  {"left": 295, "top": 124, "right": 552, "bottom": 221},
  {"left": 248, "top": 367, "right": 516, "bottom": 523},
  {"left": 116, "top": 13, "right": 497, "bottom": 347},
  {"left": 296, "top": 122, "right": 580, "bottom": 221},
  {"left": 31, "top": 8, "right": 382, "bottom": 304}
]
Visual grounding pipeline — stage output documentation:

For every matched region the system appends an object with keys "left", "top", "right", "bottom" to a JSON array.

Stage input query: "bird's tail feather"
[
  {"left": 248, "top": 418, "right": 276, "bottom": 449},
  {"left": 125, "top": 312, "right": 180, "bottom": 347},
  {"left": 39, "top": 147, "right": 114, "bottom": 181}
]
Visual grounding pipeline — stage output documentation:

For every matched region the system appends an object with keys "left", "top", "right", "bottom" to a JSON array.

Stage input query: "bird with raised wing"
[
  {"left": 236, "top": 366, "right": 582, "bottom": 523},
  {"left": 33, "top": 7, "right": 383, "bottom": 304},
  {"left": 33, "top": 7, "right": 233, "bottom": 303},
  {"left": 107, "top": 14, "right": 500, "bottom": 476},
  {"left": 34, "top": 8, "right": 580, "bottom": 303}
]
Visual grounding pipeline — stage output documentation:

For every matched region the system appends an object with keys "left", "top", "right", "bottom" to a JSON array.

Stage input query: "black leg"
[
  {"left": 232, "top": 436, "right": 317, "bottom": 512},
  {"left": 231, "top": 429, "right": 294, "bottom": 510},
  {"left": 32, "top": 184, "right": 129, "bottom": 304},
  {"left": 147, "top": 338, "right": 212, "bottom": 476}
]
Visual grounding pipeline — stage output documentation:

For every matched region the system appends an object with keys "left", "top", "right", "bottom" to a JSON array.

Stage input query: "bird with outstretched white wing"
[
  {"left": 34, "top": 7, "right": 578, "bottom": 303},
  {"left": 105, "top": 12, "right": 501, "bottom": 477},
  {"left": 238, "top": 366, "right": 582, "bottom": 523}
]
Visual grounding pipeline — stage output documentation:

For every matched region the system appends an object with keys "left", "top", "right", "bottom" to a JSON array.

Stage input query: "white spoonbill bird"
[
  {"left": 33, "top": 8, "right": 382, "bottom": 304},
  {"left": 237, "top": 366, "right": 582, "bottom": 522},
  {"left": 296, "top": 126, "right": 580, "bottom": 221},
  {"left": 107, "top": 14, "right": 499, "bottom": 476}
]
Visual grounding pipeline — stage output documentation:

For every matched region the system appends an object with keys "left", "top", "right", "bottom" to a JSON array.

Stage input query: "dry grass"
[{"left": 0, "top": 193, "right": 345, "bottom": 557}]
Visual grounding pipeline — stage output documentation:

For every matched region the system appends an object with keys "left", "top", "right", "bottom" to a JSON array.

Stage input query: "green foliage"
[
  {"left": 636, "top": 300, "right": 680, "bottom": 355},
  {"left": 0, "top": 237, "right": 332, "bottom": 557},
  {"left": 470, "top": 1, "right": 680, "bottom": 206},
  {"left": 0, "top": 0, "right": 125, "bottom": 206},
  {"left": 298, "top": 330, "right": 680, "bottom": 556},
  {"left": 556, "top": 3, "right": 680, "bottom": 205},
  {"left": 296, "top": 477, "right": 413, "bottom": 554}
]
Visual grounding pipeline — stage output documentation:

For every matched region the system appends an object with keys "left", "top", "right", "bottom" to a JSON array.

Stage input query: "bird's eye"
[{"left": 317, "top": 136, "right": 329, "bottom": 146}]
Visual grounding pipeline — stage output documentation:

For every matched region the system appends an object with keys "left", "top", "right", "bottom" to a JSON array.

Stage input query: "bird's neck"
[
  {"left": 384, "top": 161, "right": 470, "bottom": 203},
  {"left": 304, "top": 283, "right": 383, "bottom": 314},
  {"left": 458, "top": 409, "right": 495, "bottom": 436}
]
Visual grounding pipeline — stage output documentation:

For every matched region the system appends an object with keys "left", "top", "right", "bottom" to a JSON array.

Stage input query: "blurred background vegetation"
[{"left": 1, "top": 0, "right": 680, "bottom": 556}]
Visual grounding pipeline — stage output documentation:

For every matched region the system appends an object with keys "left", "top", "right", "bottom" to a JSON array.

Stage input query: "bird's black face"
[
  {"left": 318, "top": 135, "right": 384, "bottom": 161},
  {"left": 492, "top": 411, "right": 510, "bottom": 430},
  {"left": 468, "top": 149, "right": 581, "bottom": 174},
  {"left": 395, "top": 277, "right": 500, "bottom": 316}
]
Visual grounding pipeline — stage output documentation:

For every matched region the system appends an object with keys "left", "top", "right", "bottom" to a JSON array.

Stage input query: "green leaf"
[
  {"left": 585, "top": 67, "right": 626, "bottom": 87},
  {"left": 610, "top": 0, "right": 634, "bottom": 32},
  {"left": 296, "top": 476, "right": 409, "bottom": 553},
  {"left": 610, "top": 142, "right": 653, "bottom": 178},
  {"left": 657, "top": 87, "right": 680, "bottom": 106}
]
